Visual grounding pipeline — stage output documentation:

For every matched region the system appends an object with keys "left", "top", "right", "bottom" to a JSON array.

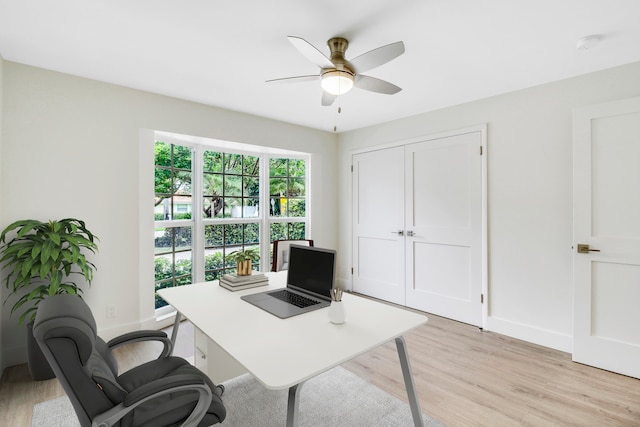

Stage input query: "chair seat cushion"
[{"left": 118, "top": 357, "right": 226, "bottom": 427}]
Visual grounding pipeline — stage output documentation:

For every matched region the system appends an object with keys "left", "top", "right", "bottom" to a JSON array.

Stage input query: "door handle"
[
  {"left": 577, "top": 244, "right": 600, "bottom": 254},
  {"left": 406, "top": 230, "right": 415, "bottom": 237},
  {"left": 391, "top": 230, "right": 404, "bottom": 236}
]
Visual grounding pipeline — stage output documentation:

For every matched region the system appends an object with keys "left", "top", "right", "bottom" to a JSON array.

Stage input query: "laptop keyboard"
[{"left": 270, "top": 289, "right": 320, "bottom": 309}]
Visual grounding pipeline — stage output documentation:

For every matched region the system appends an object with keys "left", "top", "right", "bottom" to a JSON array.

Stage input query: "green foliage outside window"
[
  {"left": 155, "top": 142, "right": 193, "bottom": 220},
  {"left": 204, "top": 224, "right": 260, "bottom": 281},
  {"left": 270, "top": 222, "right": 306, "bottom": 242},
  {"left": 269, "top": 158, "right": 306, "bottom": 217},
  {"left": 154, "top": 257, "right": 192, "bottom": 309},
  {"left": 203, "top": 151, "right": 260, "bottom": 218}
]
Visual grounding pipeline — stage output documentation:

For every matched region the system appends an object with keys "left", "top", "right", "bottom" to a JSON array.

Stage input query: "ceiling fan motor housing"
[
  {"left": 320, "top": 37, "right": 356, "bottom": 95},
  {"left": 327, "top": 37, "right": 355, "bottom": 73}
]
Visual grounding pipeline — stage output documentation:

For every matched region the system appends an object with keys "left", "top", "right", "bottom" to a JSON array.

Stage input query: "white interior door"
[
  {"left": 573, "top": 97, "right": 640, "bottom": 379},
  {"left": 405, "top": 132, "right": 484, "bottom": 326},
  {"left": 352, "top": 147, "right": 405, "bottom": 305}
]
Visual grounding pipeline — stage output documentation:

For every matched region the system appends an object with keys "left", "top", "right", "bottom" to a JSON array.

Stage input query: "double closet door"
[{"left": 352, "top": 129, "right": 485, "bottom": 326}]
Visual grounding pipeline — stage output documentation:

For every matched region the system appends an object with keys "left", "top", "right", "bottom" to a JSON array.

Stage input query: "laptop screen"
[{"left": 286, "top": 245, "right": 336, "bottom": 299}]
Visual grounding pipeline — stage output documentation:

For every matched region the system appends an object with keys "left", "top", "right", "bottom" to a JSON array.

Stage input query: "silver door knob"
[
  {"left": 391, "top": 230, "right": 404, "bottom": 236},
  {"left": 407, "top": 230, "right": 415, "bottom": 237}
]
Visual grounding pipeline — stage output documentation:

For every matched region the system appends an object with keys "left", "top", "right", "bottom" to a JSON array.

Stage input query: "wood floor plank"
[{"left": 342, "top": 310, "right": 640, "bottom": 426}]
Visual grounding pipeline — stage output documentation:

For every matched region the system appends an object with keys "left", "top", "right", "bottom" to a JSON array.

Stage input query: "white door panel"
[
  {"left": 413, "top": 242, "right": 471, "bottom": 300},
  {"left": 405, "top": 132, "right": 483, "bottom": 326},
  {"left": 411, "top": 143, "right": 473, "bottom": 231},
  {"left": 352, "top": 147, "right": 405, "bottom": 304},
  {"left": 573, "top": 97, "right": 640, "bottom": 379},
  {"left": 591, "top": 261, "right": 640, "bottom": 344}
]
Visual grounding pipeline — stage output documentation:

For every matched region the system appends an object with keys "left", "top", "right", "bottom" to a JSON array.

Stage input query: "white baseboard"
[
  {"left": 155, "top": 311, "right": 179, "bottom": 330},
  {"left": 485, "top": 316, "right": 572, "bottom": 353}
]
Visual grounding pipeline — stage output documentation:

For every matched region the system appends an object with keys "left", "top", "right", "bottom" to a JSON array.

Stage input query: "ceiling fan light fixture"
[{"left": 321, "top": 70, "right": 354, "bottom": 95}]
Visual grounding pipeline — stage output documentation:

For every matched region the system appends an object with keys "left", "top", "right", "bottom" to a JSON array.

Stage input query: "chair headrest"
[{"left": 33, "top": 294, "right": 97, "bottom": 363}]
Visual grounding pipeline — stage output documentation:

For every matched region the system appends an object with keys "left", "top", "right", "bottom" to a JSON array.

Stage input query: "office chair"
[
  {"left": 33, "top": 294, "right": 226, "bottom": 427},
  {"left": 271, "top": 239, "right": 314, "bottom": 271}
]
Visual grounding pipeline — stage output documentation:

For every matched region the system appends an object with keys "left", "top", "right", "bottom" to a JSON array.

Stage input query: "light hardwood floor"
[{"left": 1, "top": 309, "right": 639, "bottom": 426}]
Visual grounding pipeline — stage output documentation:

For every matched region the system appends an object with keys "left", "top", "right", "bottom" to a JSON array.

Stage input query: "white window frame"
[{"left": 153, "top": 132, "right": 310, "bottom": 320}]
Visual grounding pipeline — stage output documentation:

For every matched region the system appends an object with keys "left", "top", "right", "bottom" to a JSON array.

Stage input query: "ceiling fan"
[{"left": 267, "top": 36, "right": 405, "bottom": 106}]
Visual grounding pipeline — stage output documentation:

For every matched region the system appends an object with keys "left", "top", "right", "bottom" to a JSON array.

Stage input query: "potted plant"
[
  {"left": 0, "top": 218, "right": 98, "bottom": 380},
  {"left": 226, "top": 247, "right": 260, "bottom": 276}
]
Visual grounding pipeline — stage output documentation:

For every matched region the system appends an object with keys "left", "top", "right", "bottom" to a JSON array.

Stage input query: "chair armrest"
[
  {"left": 92, "top": 375, "right": 212, "bottom": 427},
  {"left": 107, "top": 330, "right": 173, "bottom": 358}
]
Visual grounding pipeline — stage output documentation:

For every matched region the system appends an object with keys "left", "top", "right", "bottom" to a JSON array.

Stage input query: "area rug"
[{"left": 32, "top": 366, "right": 445, "bottom": 426}]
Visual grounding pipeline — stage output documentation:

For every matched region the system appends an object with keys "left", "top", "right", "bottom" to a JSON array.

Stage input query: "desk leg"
[
  {"left": 169, "top": 311, "right": 182, "bottom": 356},
  {"left": 395, "top": 336, "right": 424, "bottom": 427},
  {"left": 286, "top": 382, "right": 305, "bottom": 427}
]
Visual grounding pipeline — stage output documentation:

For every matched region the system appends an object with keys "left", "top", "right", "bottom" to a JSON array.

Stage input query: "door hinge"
[
  {"left": 351, "top": 267, "right": 354, "bottom": 275},
  {"left": 351, "top": 165, "right": 353, "bottom": 172},
  {"left": 480, "top": 146, "right": 483, "bottom": 155},
  {"left": 480, "top": 293, "right": 484, "bottom": 303}
]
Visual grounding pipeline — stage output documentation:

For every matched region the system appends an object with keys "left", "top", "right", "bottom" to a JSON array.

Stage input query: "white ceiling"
[{"left": 1, "top": 0, "right": 639, "bottom": 132}]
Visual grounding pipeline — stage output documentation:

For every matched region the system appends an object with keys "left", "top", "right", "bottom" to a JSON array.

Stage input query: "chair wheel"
[{"left": 216, "top": 384, "right": 225, "bottom": 396}]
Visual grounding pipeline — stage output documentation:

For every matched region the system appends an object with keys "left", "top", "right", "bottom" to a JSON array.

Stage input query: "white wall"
[
  {"left": 337, "top": 61, "right": 640, "bottom": 352},
  {"left": 0, "top": 62, "right": 338, "bottom": 369}
]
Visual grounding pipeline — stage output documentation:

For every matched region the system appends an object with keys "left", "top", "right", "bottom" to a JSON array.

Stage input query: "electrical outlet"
[{"left": 106, "top": 304, "right": 116, "bottom": 318}]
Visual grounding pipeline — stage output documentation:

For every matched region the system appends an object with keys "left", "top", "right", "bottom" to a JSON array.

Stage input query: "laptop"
[{"left": 241, "top": 245, "right": 335, "bottom": 318}]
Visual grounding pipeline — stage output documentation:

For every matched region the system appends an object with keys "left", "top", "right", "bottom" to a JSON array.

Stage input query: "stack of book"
[{"left": 219, "top": 272, "right": 269, "bottom": 291}]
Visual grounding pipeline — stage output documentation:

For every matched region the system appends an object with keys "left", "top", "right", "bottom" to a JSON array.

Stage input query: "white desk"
[{"left": 158, "top": 272, "right": 428, "bottom": 427}]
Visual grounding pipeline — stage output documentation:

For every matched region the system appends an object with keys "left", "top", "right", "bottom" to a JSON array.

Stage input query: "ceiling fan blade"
[
  {"left": 349, "top": 41, "right": 405, "bottom": 73},
  {"left": 321, "top": 91, "right": 337, "bottom": 106},
  {"left": 287, "top": 36, "right": 335, "bottom": 69},
  {"left": 266, "top": 75, "right": 320, "bottom": 84},
  {"left": 354, "top": 75, "right": 402, "bottom": 94}
]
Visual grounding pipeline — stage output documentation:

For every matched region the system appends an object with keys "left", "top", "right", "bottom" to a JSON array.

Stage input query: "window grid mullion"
[{"left": 192, "top": 145, "right": 204, "bottom": 283}]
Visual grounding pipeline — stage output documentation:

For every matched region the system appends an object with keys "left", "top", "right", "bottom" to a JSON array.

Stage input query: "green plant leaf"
[
  {"left": 71, "top": 245, "right": 80, "bottom": 263},
  {"left": 30, "top": 261, "right": 42, "bottom": 278},
  {"left": 40, "top": 240, "right": 51, "bottom": 264},
  {"left": 31, "top": 245, "right": 42, "bottom": 260},
  {"left": 19, "top": 306, "right": 39, "bottom": 325},
  {"left": 50, "top": 270, "right": 62, "bottom": 286},
  {"left": 50, "top": 245, "right": 60, "bottom": 263},
  {"left": 59, "top": 284, "right": 79, "bottom": 294},
  {"left": 17, "top": 245, "right": 32, "bottom": 258},
  {"left": 26, "top": 285, "right": 48, "bottom": 301},
  {"left": 48, "top": 231, "right": 61, "bottom": 246},
  {"left": 15, "top": 220, "right": 40, "bottom": 238},
  {"left": 21, "top": 257, "right": 34, "bottom": 278}
]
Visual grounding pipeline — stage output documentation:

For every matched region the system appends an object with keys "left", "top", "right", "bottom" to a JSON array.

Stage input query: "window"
[
  {"left": 154, "top": 142, "right": 194, "bottom": 310},
  {"left": 202, "top": 151, "right": 260, "bottom": 219},
  {"left": 154, "top": 139, "right": 309, "bottom": 311},
  {"left": 204, "top": 223, "right": 260, "bottom": 281},
  {"left": 269, "top": 158, "right": 306, "bottom": 218},
  {"left": 269, "top": 158, "right": 307, "bottom": 267}
]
